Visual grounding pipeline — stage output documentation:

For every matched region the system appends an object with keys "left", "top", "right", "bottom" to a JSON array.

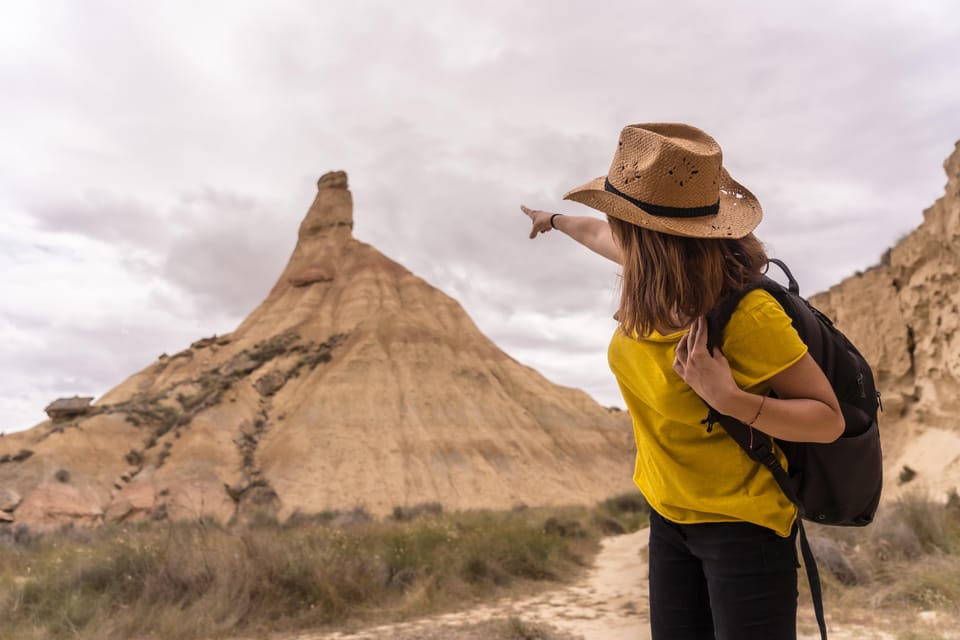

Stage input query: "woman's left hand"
[{"left": 673, "top": 316, "right": 739, "bottom": 409}]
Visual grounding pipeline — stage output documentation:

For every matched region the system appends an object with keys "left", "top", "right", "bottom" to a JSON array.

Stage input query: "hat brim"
[{"left": 563, "top": 168, "right": 762, "bottom": 239}]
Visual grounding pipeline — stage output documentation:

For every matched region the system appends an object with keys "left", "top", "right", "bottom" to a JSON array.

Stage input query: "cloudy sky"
[{"left": 2, "top": 1, "right": 959, "bottom": 433}]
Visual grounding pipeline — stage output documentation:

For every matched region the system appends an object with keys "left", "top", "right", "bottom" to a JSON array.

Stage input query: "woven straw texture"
[{"left": 564, "top": 123, "right": 762, "bottom": 238}]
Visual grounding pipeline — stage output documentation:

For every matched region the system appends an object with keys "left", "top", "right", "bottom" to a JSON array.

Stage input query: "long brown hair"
[{"left": 608, "top": 216, "right": 768, "bottom": 337}]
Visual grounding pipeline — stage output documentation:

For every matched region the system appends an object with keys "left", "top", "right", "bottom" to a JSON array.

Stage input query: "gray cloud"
[
  {"left": 29, "top": 192, "right": 169, "bottom": 248},
  {"left": 0, "top": 309, "right": 208, "bottom": 432},
  {"left": 162, "top": 188, "right": 293, "bottom": 316}
]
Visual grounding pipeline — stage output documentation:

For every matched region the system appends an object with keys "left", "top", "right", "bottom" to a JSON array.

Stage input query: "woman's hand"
[
  {"left": 673, "top": 316, "right": 740, "bottom": 410},
  {"left": 519, "top": 204, "right": 622, "bottom": 263},
  {"left": 674, "top": 316, "right": 843, "bottom": 442},
  {"left": 520, "top": 204, "right": 556, "bottom": 239}
]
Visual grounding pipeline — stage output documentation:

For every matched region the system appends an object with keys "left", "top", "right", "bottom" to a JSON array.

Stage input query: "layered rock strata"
[
  {"left": 0, "top": 171, "right": 634, "bottom": 530},
  {"left": 810, "top": 141, "right": 960, "bottom": 499}
]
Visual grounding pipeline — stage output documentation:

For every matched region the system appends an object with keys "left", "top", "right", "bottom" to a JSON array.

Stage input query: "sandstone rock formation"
[
  {"left": 810, "top": 140, "right": 960, "bottom": 501},
  {"left": 44, "top": 396, "right": 94, "bottom": 420},
  {"left": 0, "top": 171, "right": 635, "bottom": 530},
  {"left": 7, "top": 141, "right": 958, "bottom": 531}
]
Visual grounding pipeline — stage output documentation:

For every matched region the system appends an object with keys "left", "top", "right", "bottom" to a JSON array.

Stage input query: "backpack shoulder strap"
[
  {"left": 705, "top": 259, "right": 829, "bottom": 640},
  {"left": 706, "top": 258, "right": 800, "bottom": 355},
  {"left": 704, "top": 262, "right": 803, "bottom": 504},
  {"left": 705, "top": 279, "right": 762, "bottom": 355}
]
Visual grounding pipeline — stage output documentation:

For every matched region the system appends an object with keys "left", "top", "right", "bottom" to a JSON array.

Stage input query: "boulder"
[
  {"left": 14, "top": 483, "right": 104, "bottom": 531},
  {"left": 45, "top": 396, "right": 95, "bottom": 420}
]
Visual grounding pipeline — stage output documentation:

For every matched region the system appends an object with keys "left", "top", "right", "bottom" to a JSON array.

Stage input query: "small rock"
[
  {"left": 317, "top": 170, "right": 348, "bottom": 190},
  {"left": 44, "top": 396, "right": 94, "bottom": 420},
  {"left": 221, "top": 354, "right": 260, "bottom": 377},
  {"left": 0, "top": 487, "right": 22, "bottom": 511},
  {"left": 254, "top": 370, "right": 287, "bottom": 396},
  {"left": 190, "top": 336, "right": 219, "bottom": 349},
  {"left": 899, "top": 465, "right": 917, "bottom": 484}
]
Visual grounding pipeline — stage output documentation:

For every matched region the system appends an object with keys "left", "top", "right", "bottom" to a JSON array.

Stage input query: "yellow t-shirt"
[{"left": 608, "top": 289, "right": 808, "bottom": 537}]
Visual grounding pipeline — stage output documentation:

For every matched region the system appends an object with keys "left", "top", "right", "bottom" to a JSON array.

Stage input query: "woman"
[{"left": 521, "top": 123, "right": 843, "bottom": 640}]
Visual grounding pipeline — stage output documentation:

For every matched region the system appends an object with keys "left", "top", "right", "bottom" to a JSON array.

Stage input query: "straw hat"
[{"left": 563, "top": 123, "right": 762, "bottom": 238}]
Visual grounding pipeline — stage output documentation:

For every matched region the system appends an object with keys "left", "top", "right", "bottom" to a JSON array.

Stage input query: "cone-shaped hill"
[{"left": 0, "top": 171, "right": 634, "bottom": 529}]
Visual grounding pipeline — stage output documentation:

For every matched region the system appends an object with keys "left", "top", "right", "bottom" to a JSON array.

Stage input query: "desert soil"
[
  {"left": 276, "top": 528, "right": 651, "bottom": 640},
  {"left": 268, "top": 527, "right": 953, "bottom": 640}
]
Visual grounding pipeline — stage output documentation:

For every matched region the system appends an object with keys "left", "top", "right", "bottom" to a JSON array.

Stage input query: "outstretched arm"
[{"left": 521, "top": 205, "right": 622, "bottom": 264}]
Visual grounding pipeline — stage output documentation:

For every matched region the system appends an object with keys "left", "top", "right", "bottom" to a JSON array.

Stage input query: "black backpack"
[{"left": 705, "top": 258, "right": 883, "bottom": 640}]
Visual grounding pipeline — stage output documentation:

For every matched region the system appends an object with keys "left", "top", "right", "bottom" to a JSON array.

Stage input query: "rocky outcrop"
[
  {"left": 44, "top": 395, "right": 95, "bottom": 420},
  {"left": 288, "top": 262, "right": 335, "bottom": 287},
  {"left": 0, "top": 170, "right": 634, "bottom": 531},
  {"left": 810, "top": 140, "right": 960, "bottom": 498},
  {"left": 13, "top": 483, "right": 104, "bottom": 529}
]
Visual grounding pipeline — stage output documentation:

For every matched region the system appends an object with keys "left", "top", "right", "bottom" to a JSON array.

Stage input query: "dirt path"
[
  {"left": 276, "top": 527, "right": 952, "bottom": 640},
  {"left": 292, "top": 528, "right": 652, "bottom": 640}
]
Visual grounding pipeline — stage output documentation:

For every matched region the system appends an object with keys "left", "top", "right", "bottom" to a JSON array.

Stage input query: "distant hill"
[
  {"left": 0, "top": 171, "right": 635, "bottom": 530},
  {"left": 7, "top": 137, "right": 959, "bottom": 532}
]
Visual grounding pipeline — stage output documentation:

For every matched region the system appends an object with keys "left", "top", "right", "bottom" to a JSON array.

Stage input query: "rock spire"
[{"left": 0, "top": 171, "right": 634, "bottom": 529}]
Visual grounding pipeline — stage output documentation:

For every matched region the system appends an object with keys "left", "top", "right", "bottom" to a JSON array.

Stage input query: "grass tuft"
[
  {"left": 809, "top": 489, "right": 960, "bottom": 630},
  {"left": 0, "top": 499, "right": 633, "bottom": 640}
]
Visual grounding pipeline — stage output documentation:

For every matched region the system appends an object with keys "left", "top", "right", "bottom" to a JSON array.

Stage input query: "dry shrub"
[
  {"left": 807, "top": 535, "right": 861, "bottom": 585},
  {"left": 810, "top": 489, "right": 960, "bottom": 620},
  {"left": 392, "top": 502, "right": 444, "bottom": 521},
  {"left": 884, "top": 490, "right": 960, "bottom": 555},
  {"left": 499, "top": 615, "right": 577, "bottom": 639},
  {"left": 595, "top": 491, "right": 650, "bottom": 534},
  {"left": 0, "top": 503, "right": 610, "bottom": 640}
]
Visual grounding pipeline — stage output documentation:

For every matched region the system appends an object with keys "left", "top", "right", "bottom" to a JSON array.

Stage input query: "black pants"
[{"left": 648, "top": 510, "right": 799, "bottom": 640}]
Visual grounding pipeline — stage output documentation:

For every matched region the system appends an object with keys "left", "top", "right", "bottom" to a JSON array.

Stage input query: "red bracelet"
[{"left": 747, "top": 396, "right": 766, "bottom": 427}]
